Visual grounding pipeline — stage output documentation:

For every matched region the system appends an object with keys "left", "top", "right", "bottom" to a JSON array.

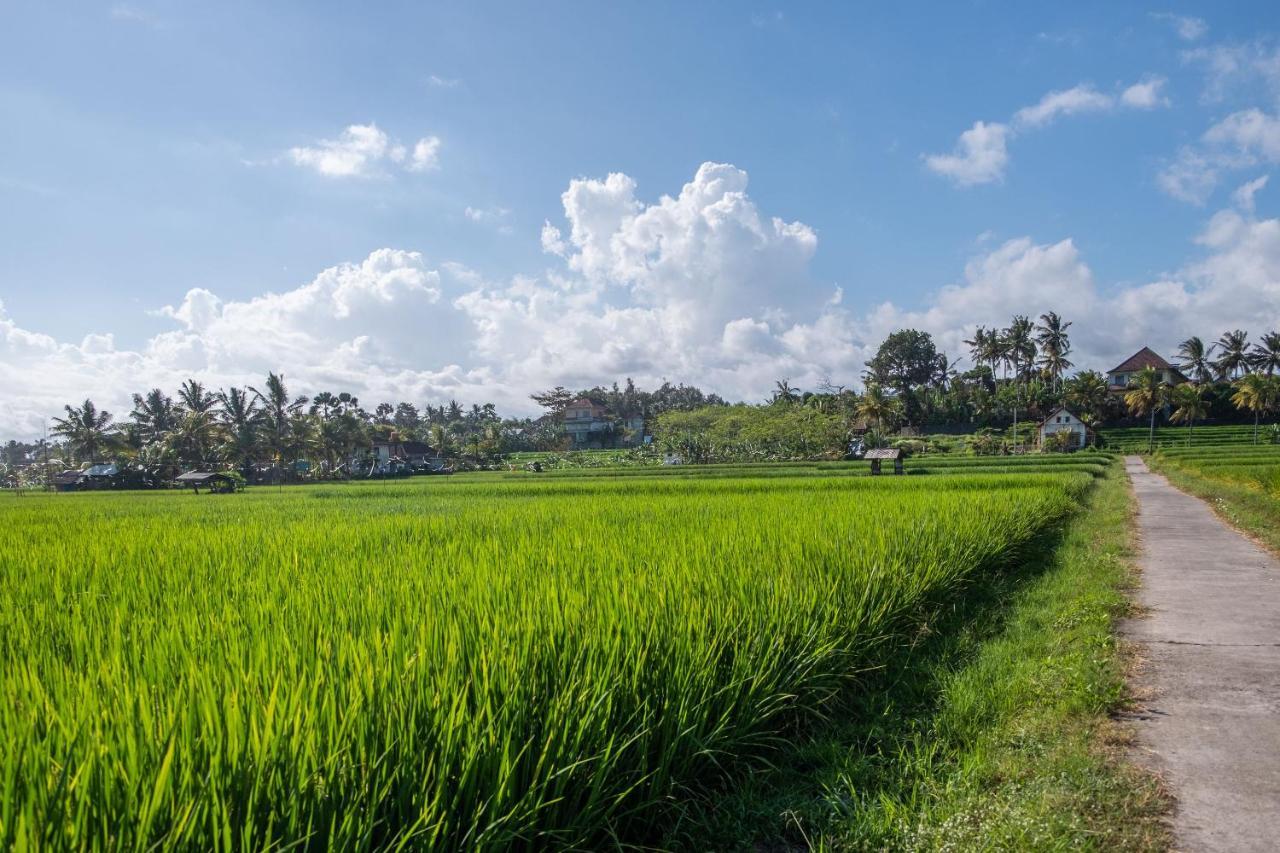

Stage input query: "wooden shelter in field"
[
  {"left": 865, "top": 447, "right": 904, "bottom": 476},
  {"left": 174, "top": 471, "right": 237, "bottom": 494}
]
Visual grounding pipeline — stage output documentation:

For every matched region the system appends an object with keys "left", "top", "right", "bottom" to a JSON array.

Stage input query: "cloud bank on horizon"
[{"left": 3, "top": 159, "right": 1279, "bottom": 439}]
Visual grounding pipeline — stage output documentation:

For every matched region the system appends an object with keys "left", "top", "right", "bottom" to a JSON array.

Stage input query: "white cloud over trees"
[{"left": 3, "top": 163, "right": 1280, "bottom": 438}]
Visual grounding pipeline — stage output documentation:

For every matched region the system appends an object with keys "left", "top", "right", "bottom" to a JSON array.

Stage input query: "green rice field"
[
  {"left": 1, "top": 456, "right": 1107, "bottom": 849},
  {"left": 1154, "top": 443, "right": 1280, "bottom": 495},
  {"left": 1149, "top": 440, "right": 1280, "bottom": 556},
  {"left": 1099, "top": 423, "right": 1269, "bottom": 453}
]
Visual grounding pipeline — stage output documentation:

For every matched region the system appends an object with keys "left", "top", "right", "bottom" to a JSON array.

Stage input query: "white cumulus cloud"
[
  {"left": 1160, "top": 109, "right": 1280, "bottom": 204},
  {"left": 1121, "top": 77, "right": 1171, "bottom": 109},
  {"left": 928, "top": 78, "right": 1168, "bottom": 186},
  {"left": 408, "top": 136, "right": 442, "bottom": 172},
  {"left": 288, "top": 124, "right": 441, "bottom": 177},
  {"left": 923, "top": 121, "right": 1010, "bottom": 186},
  {"left": 4, "top": 163, "right": 1280, "bottom": 439},
  {"left": 1013, "top": 85, "right": 1114, "bottom": 129}
]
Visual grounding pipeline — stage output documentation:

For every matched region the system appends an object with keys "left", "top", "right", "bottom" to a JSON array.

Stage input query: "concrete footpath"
[{"left": 1122, "top": 456, "right": 1280, "bottom": 852}]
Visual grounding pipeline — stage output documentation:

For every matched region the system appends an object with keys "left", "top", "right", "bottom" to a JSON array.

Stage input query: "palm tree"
[
  {"left": 856, "top": 384, "right": 899, "bottom": 432},
  {"left": 177, "top": 379, "right": 217, "bottom": 414},
  {"left": 964, "top": 326, "right": 988, "bottom": 367},
  {"left": 1003, "top": 315, "right": 1037, "bottom": 384},
  {"left": 310, "top": 391, "right": 338, "bottom": 419},
  {"left": 428, "top": 423, "right": 452, "bottom": 458},
  {"left": 965, "top": 326, "right": 1004, "bottom": 381},
  {"left": 167, "top": 409, "right": 219, "bottom": 469},
  {"left": 250, "top": 373, "right": 309, "bottom": 474},
  {"left": 1231, "top": 373, "right": 1280, "bottom": 444},
  {"left": 1169, "top": 383, "right": 1208, "bottom": 447},
  {"left": 1124, "top": 367, "right": 1169, "bottom": 453},
  {"left": 1176, "top": 336, "right": 1215, "bottom": 385},
  {"left": 1064, "top": 370, "right": 1110, "bottom": 425},
  {"left": 1034, "top": 312, "right": 1073, "bottom": 391},
  {"left": 771, "top": 379, "right": 800, "bottom": 407},
  {"left": 1250, "top": 331, "right": 1280, "bottom": 375},
  {"left": 217, "top": 387, "right": 261, "bottom": 475},
  {"left": 51, "top": 400, "right": 115, "bottom": 463},
  {"left": 964, "top": 326, "right": 999, "bottom": 376},
  {"left": 1213, "top": 329, "right": 1251, "bottom": 380},
  {"left": 130, "top": 388, "right": 180, "bottom": 446}
]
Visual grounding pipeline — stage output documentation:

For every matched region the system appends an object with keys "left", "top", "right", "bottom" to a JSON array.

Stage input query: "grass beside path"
[{"left": 668, "top": 463, "right": 1168, "bottom": 850}]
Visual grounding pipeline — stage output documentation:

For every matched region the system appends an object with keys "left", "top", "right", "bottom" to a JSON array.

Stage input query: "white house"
[{"left": 1037, "top": 407, "right": 1090, "bottom": 450}]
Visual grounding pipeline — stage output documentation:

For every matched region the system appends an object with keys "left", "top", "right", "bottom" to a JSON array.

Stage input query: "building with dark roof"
[
  {"left": 561, "top": 397, "right": 646, "bottom": 449},
  {"left": 1106, "top": 347, "right": 1188, "bottom": 391}
]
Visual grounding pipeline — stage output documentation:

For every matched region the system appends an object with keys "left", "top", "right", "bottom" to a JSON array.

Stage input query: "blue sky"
[{"left": 3, "top": 2, "right": 1280, "bottom": 436}]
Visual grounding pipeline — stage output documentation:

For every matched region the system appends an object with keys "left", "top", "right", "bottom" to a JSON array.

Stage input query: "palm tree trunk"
[
  {"left": 1148, "top": 408, "right": 1156, "bottom": 454},
  {"left": 1255, "top": 411, "right": 1260, "bottom": 445}
]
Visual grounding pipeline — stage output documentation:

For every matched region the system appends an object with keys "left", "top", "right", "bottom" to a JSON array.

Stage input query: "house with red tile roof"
[{"left": 1105, "top": 347, "right": 1188, "bottom": 391}]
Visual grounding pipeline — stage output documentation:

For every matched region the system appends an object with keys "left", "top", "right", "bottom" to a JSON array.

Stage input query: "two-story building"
[
  {"left": 561, "top": 398, "right": 647, "bottom": 449},
  {"left": 1106, "top": 347, "right": 1188, "bottom": 392}
]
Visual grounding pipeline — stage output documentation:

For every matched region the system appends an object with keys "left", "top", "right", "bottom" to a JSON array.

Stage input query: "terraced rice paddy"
[
  {"left": 1099, "top": 423, "right": 1265, "bottom": 453},
  {"left": 1154, "top": 443, "right": 1280, "bottom": 495},
  {"left": 0, "top": 456, "right": 1105, "bottom": 849}
]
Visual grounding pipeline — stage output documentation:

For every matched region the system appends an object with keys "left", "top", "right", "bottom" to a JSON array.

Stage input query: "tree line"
[
  {"left": 651, "top": 318, "right": 1280, "bottom": 462},
  {"left": 2, "top": 374, "right": 729, "bottom": 486},
  {"left": 6, "top": 319, "right": 1280, "bottom": 484}
]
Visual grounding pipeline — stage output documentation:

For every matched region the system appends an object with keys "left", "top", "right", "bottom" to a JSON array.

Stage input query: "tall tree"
[
  {"left": 771, "top": 379, "right": 800, "bottom": 406},
  {"left": 1124, "top": 367, "right": 1170, "bottom": 453},
  {"left": 130, "top": 388, "right": 180, "bottom": 446},
  {"left": 250, "top": 373, "right": 309, "bottom": 470},
  {"left": 310, "top": 391, "right": 338, "bottom": 419},
  {"left": 1213, "top": 329, "right": 1252, "bottom": 380},
  {"left": 1176, "top": 336, "right": 1215, "bottom": 385},
  {"left": 864, "top": 329, "right": 944, "bottom": 425},
  {"left": 1250, "top": 331, "right": 1280, "bottom": 375},
  {"left": 217, "top": 388, "right": 261, "bottom": 474},
  {"left": 1064, "top": 370, "right": 1111, "bottom": 425},
  {"left": 1169, "top": 383, "right": 1208, "bottom": 447},
  {"left": 51, "top": 400, "right": 115, "bottom": 463},
  {"left": 1034, "top": 312, "right": 1073, "bottom": 391},
  {"left": 1231, "top": 373, "right": 1280, "bottom": 445},
  {"left": 531, "top": 386, "right": 574, "bottom": 415},
  {"left": 964, "top": 327, "right": 1000, "bottom": 377},
  {"left": 1003, "top": 315, "right": 1037, "bottom": 384},
  {"left": 177, "top": 379, "right": 217, "bottom": 415},
  {"left": 855, "top": 384, "right": 899, "bottom": 432}
]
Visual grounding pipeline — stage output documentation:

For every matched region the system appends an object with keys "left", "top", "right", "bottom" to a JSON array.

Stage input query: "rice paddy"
[
  {"left": 1099, "top": 423, "right": 1268, "bottom": 453},
  {"left": 0, "top": 455, "right": 1107, "bottom": 849}
]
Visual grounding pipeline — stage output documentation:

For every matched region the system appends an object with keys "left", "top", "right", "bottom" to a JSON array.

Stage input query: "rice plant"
[{"left": 0, "top": 464, "right": 1097, "bottom": 849}]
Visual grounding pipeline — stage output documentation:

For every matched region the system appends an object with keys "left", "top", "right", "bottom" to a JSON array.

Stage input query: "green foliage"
[
  {"left": 1043, "top": 428, "right": 1077, "bottom": 453},
  {"left": 654, "top": 403, "right": 848, "bottom": 462},
  {"left": 966, "top": 429, "right": 1008, "bottom": 456}
]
